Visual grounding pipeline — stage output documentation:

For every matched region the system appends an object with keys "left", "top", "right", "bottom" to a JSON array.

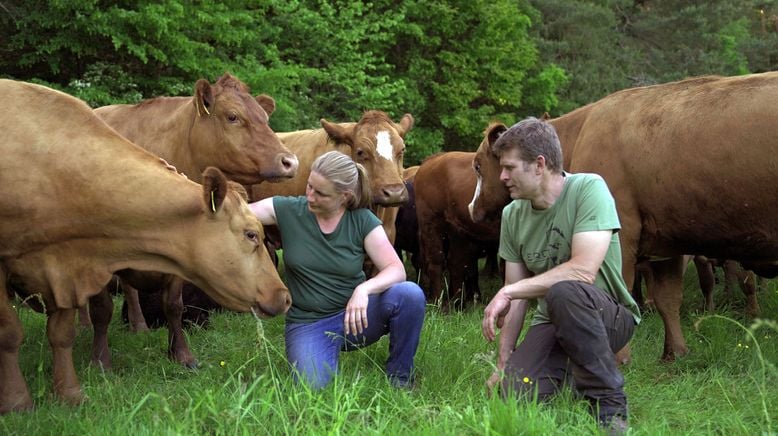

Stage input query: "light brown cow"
[
  {"left": 0, "top": 80, "right": 290, "bottom": 414},
  {"left": 250, "top": 110, "right": 412, "bottom": 205},
  {"left": 93, "top": 73, "right": 299, "bottom": 367},
  {"left": 250, "top": 111, "right": 413, "bottom": 260},
  {"left": 95, "top": 72, "right": 299, "bottom": 185},
  {"left": 414, "top": 123, "right": 507, "bottom": 307},
  {"left": 470, "top": 72, "right": 778, "bottom": 360}
]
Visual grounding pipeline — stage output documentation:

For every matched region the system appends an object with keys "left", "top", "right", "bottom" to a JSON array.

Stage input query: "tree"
[{"left": 391, "top": 0, "right": 567, "bottom": 162}]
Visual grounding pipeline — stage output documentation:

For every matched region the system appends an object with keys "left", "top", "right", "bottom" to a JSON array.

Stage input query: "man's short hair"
[{"left": 492, "top": 117, "right": 563, "bottom": 173}]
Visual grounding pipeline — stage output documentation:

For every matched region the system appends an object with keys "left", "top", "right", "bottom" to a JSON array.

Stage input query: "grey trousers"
[{"left": 501, "top": 280, "right": 635, "bottom": 421}]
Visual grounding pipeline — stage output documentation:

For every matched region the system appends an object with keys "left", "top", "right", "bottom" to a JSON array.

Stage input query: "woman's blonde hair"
[{"left": 311, "top": 151, "right": 372, "bottom": 209}]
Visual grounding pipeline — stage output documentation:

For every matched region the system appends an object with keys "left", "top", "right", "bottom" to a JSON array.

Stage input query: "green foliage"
[
  {"left": 395, "top": 0, "right": 564, "bottom": 153},
  {"left": 621, "top": 0, "right": 759, "bottom": 83},
  {"left": 530, "top": 0, "right": 633, "bottom": 114},
  {"left": 2, "top": 0, "right": 778, "bottom": 161}
]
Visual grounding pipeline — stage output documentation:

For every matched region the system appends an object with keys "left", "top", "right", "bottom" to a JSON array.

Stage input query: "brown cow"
[
  {"left": 415, "top": 123, "right": 507, "bottom": 307},
  {"left": 95, "top": 72, "right": 299, "bottom": 185},
  {"left": 0, "top": 79, "right": 290, "bottom": 414},
  {"left": 470, "top": 72, "right": 778, "bottom": 360},
  {"left": 250, "top": 110, "right": 412, "bottom": 206},
  {"left": 635, "top": 256, "right": 762, "bottom": 317},
  {"left": 393, "top": 166, "right": 421, "bottom": 274},
  {"left": 250, "top": 110, "right": 413, "bottom": 255},
  {"left": 93, "top": 73, "right": 299, "bottom": 367}
]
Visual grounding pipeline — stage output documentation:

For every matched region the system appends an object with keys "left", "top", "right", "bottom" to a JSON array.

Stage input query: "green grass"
[{"left": 1, "top": 264, "right": 776, "bottom": 435}]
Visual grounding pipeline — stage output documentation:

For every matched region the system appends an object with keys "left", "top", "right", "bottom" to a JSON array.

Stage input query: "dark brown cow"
[
  {"left": 415, "top": 123, "right": 507, "bottom": 307},
  {"left": 93, "top": 73, "right": 299, "bottom": 368},
  {"left": 393, "top": 166, "right": 421, "bottom": 274},
  {"left": 0, "top": 79, "right": 290, "bottom": 413},
  {"left": 470, "top": 72, "right": 778, "bottom": 360}
]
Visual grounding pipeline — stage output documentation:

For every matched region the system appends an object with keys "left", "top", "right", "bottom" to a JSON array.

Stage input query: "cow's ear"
[
  {"left": 541, "top": 112, "right": 551, "bottom": 121},
  {"left": 256, "top": 94, "right": 276, "bottom": 117},
  {"left": 228, "top": 181, "right": 249, "bottom": 202},
  {"left": 194, "top": 79, "right": 214, "bottom": 117},
  {"left": 321, "top": 118, "right": 354, "bottom": 146},
  {"left": 396, "top": 113, "right": 414, "bottom": 137},
  {"left": 487, "top": 123, "right": 507, "bottom": 147},
  {"left": 202, "top": 167, "right": 229, "bottom": 214}
]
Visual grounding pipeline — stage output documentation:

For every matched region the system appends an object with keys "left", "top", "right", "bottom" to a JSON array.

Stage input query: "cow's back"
[
  {"left": 1, "top": 80, "right": 164, "bottom": 257},
  {"left": 95, "top": 98, "right": 189, "bottom": 159},
  {"left": 561, "top": 72, "right": 778, "bottom": 260}
]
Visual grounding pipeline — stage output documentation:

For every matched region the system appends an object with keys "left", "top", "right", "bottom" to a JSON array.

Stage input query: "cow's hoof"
[
  {"left": 0, "top": 394, "right": 34, "bottom": 415},
  {"left": 57, "top": 388, "right": 86, "bottom": 406}
]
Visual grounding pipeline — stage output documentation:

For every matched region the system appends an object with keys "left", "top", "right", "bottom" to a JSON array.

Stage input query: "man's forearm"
[
  {"left": 497, "top": 299, "right": 528, "bottom": 366},
  {"left": 500, "top": 261, "right": 595, "bottom": 300}
]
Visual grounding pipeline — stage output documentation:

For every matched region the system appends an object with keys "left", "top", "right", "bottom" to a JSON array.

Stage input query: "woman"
[{"left": 250, "top": 151, "right": 426, "bottom": 389}]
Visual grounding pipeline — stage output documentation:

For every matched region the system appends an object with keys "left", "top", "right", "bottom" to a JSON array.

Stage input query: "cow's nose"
[
  {"left": 279, "top": 154, "right": 299, "bottom": 176},
  {"left": 380, "top": 184, "right": 408, "bottom": 205}
]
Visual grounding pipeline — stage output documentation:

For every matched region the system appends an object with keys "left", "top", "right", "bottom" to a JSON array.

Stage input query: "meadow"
[{"left": 1, "top": 263, "right": 776, "bottom": 435}]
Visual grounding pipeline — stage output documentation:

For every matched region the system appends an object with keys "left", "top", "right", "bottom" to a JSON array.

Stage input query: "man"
[{"left": 481, "top": 117, "right": 640, "bottom": 432}]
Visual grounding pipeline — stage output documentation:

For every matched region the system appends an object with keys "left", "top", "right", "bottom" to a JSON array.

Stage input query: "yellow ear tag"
[{"left": 210, "top": 190, "right": 216, "bottom": 213}]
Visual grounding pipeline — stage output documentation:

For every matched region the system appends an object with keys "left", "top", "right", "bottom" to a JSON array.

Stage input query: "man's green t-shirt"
[
  {"left": 499, "top": 173, "right": 641, "bottom": 325},
  {"left": 273, "top": 196, "right": 382, "bottom": 323}
]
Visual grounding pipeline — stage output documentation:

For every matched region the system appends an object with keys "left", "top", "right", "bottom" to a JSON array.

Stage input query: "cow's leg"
[
  {"left": 693, "top": 256, "right": 715, "bottom": 312},
  {"left": 648, "top": 256, "right": 688, "bottom": 360},
  {"left": 481, "top": 245, "right": 500, "bottom": 278},
  {"left": 728, "top": 262, "right": 760, "bottom": 317},
  {"left": 444, "top": 235, "right": 475, "bottom": 310},
  {"left": 162, "top": 276, "right": 197, "bottom": 368},
  {"left": 77, "top": 305, "right": 92, "bottom": 328},
  {"left": 417, "top": 210, "right": 446, "bottom": 305},
  {"left": 123, "top": 283, "right": 150, "bottom": 333},
  {"left": 632, "top": 261, "right": 651, "bottom": 308},
  {"left": 88, "top": 287, "right": 113, "bottom": 369},
  {"left": 615, "top": 218, "right": 641, "bottom": 366},
  {"left": 463, "top": 253, "right": 481, "bottom": 304},
  {"left": 47, "top": 308, "right": 83, "bottom": 405},
  {"left": 0, "top": 270, "right": 33, "bottom": 414}
]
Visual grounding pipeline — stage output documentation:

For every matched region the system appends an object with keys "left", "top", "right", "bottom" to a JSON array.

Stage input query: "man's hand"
[
  {"left": 486, "top": 370, "right": 502, "bottom": 396},
  {"left": 344, "top": 286, "right": 369, "bottom": 335},
  {"left": 482, "top": 290, "right": 511, "bottom": 342}
]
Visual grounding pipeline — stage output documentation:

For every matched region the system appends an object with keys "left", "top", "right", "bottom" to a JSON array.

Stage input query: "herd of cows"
[{"left": 1, "top": 71, "right": 776, "bottom": 414}]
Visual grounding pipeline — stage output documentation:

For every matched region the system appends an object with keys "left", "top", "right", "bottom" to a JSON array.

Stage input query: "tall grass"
[{"left": 1, "top": 264, "right": 776, "bottom": 435}]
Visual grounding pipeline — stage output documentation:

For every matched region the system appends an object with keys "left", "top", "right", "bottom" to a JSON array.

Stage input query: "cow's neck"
[
  {"left": 549, "top": 103, "right": 593, "bottom": 170},
  {"left": 131, "top": 98, "right": 203, "bottom": 183}
]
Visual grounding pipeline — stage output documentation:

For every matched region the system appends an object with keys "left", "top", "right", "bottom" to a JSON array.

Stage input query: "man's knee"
[{"left": 546, "top": 280, "right": 583, "bottom": 307}]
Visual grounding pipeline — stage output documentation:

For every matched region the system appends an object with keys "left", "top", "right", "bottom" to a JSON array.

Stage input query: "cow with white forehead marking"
[{"left": 250, "top": 110, "right": 413, "bottom": 206}]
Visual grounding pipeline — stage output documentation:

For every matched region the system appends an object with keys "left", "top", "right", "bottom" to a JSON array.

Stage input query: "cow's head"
[
  {"left": 189, "top": 167, "right": 291, "bottom": 317},
  {"left": 468, "top": 122, "right": 509, "bottom": 223},
  {"left": 192, "top": 73, "right": 298, "bottom": 185},
  {"left": 321, "top": 111, "right": 413, "bottom": 206}
]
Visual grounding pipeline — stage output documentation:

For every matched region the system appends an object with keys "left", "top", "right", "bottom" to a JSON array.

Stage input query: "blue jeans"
[{"left": 284, "top": 281, "right": 426, "bottom": 389}]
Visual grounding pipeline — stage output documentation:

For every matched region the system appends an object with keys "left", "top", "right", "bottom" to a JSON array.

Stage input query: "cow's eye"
[
  {"left": 356, "top": 149, "right": 366, "bottom": 159},
  {"left": 245, "top": 230, "right": 259, "bottom": 243},
  {"left": 227, "top": 113, "right": 239, "bottom": 123}
]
